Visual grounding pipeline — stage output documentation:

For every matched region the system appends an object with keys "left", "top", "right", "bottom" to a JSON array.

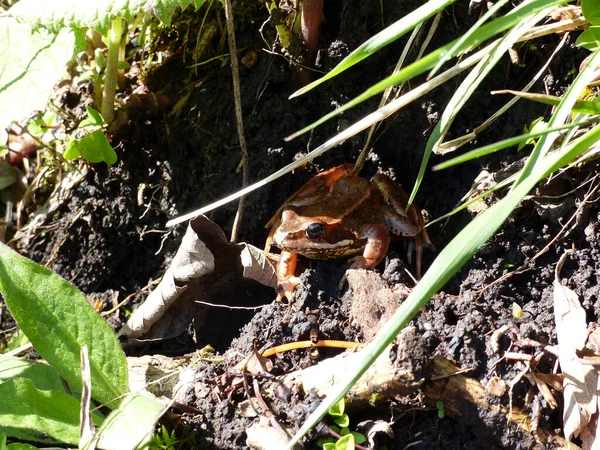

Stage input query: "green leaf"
[
  {"left": 26, "top": 111, "right": 57, "bottom": 136},
  {"left": 1, "top": 434, "right": 40, "bottom": 450},
  {"left": 0, "top": 17, "right": 75, "bottom": 145},
  {"left": 334, "top": 414, "right": 350, "bottom": 428},
  {"left": 576, "top": 26, "right": 600, "bottom": 50},
  {"left": 495, "top": 89, "right": 600, "bottom": 114},
  {"left": 351, "top": 432, "right": 366, "bottom": 445},
  {"left": 64, "top": 129, "right": 118, "bottom": 164},
  {"left": 0, "top": 164, "right": 17, "bottom": 191},
  {"left": 0, "top": 378, "right": 81, "bottom": 444},
  {"left": 84, "top": 105, "right": 104, "bottom": 127},
  {"left": 0, "top": 356, "right": 65, "bottom": 392},
  {"left": 0, "top": 243, "right": 129, "bottom": 406},
  {"left": 328, "top": 398, "right": 344, "bottom": 417},
  {"left": 96, "top": 392, "right": 165, "bottom": 449},
  {"left": 323, "top": 444, "right": 335, "bottom": 450},
  {"left": 582, "top": 0, "right": 600, "bottom": 25},
  {"left": 335, "top": 434, "right": 354, "bottom": 450},
  {"left": 10, "top": 0, "right": 207, "bottom": 35}
]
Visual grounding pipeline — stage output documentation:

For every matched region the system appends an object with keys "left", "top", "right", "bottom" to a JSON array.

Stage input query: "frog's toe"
[{"left": 275, "top": 276, "right": 301, "bottom": 303}]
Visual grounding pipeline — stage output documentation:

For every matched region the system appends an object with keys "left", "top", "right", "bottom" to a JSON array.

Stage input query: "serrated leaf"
[
  {"left": 0, "top": 243, "right": 129, "bottom": 406},
  {"left": 96, "top": 392, "right": 166, "bottom": 450},
  {"left": 0, "top": 356, "right": 65, "bottom": 392},
  {"left": 0, "top": 17, "right": 75, "bottom": 146},
  {"left": 10, "top": 0, "right": 207, "bottom": 35},
  {"left": 0, "top": 378, "right": 80, "bottom": 444}
]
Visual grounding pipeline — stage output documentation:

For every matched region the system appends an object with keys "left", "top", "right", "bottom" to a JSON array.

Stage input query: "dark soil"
[{"left": 3, "top": 0, "right": 598, "bottom": 449}]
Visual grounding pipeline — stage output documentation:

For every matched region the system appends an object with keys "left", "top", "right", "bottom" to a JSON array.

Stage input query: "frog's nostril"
[{"left": 306, "top": 222, "right": 325, "bottom": 239}]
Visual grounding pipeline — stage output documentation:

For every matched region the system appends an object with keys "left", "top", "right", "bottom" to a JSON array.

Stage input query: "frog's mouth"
[
  {"left": 275, "top": 236, "right": 365, "bottom": 259},
  {"left": 297, "top": 242, "right": 364, "bottom": 259}
]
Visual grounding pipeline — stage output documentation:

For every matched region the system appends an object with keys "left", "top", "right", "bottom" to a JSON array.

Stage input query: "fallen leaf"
[{"left": 554, "top": 250, "right": 598, "bottom": 444}]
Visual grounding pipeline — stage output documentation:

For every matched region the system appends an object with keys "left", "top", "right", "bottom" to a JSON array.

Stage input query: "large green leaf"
[
  {"left": 96, "top": 392, "right": 166, "bottom": 450},
  {"left": 1, "top": 433, "right": 41, "bottom": 449},
  {"left": 0, "top": 356, "right": 65, "bottom": 392},
  {"left": 0, "top": 243, "right": 129, "bottom": 406},
  {"left": 10, "top": 0, "right": 207, "bottom": 35},
  {"left": 0, "top": 17, "right": 76, "bottom": 146},
  {"left": 0, "top": 378, "right": 81, "bottom": 444}
]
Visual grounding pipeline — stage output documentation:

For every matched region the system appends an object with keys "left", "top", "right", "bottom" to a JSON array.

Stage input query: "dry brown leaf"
[
  {"left": 554, "top": 250, "right": 599, "bottom": 444},
  {"left": 118, "top": 216, "right": 278, "bottom": 343},
  {"left": 240, "top": 243, "right": 277, "bottom": 288},
  {"left": 118, "top": 216, "right": 217, "bottom": 339}
]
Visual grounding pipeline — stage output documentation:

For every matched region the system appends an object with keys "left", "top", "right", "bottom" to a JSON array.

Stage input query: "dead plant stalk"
[{"left": 224, "top": 0, "right": 250, "bottom": 243}]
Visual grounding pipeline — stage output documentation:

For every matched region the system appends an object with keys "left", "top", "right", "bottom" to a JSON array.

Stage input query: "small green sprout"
[
  {"left": 317, "top": 399, "right": 366, "bottom": 449},
  {"left": 437, "top": 400, "right": 446, "bottom": 419}
]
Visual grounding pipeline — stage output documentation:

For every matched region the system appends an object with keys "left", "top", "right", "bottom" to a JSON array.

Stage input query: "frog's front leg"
[
  {"left": 276, "top": 251, "right": 302, "bottom": 302},
  {"left": 340, "top": 224, "right": 390, "bottom": 289}
]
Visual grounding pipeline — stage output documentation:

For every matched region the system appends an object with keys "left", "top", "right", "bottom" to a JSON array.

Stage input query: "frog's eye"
[{"left": 306, "top": 222, "right": 325, "bottom": 239}]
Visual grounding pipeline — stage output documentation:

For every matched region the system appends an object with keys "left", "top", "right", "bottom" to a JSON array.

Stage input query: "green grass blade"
[
  {"left": 289, "top": 0, "right": 457, "bottom": 99},
  {"left": 427, "top": 0, "right": 510, "bottom": 79},
  {"left": 285, "top": 0, "right": 565, "bottom": 141},
  {"left": 432, "top": 119, "right": 598, "bottom": 171},
  {"left": 0, "top": 243, "right": 129, "bottom": 406},
  {"left": 286, "top": 46, "right": 600, "bottom": 450},
  {"left": 495, "top": 89, "right": 600, "bottom": 114},
  {"left": 426, "top": 175, "right": 516, "bottom": 227},
  {"left": 407, "top": 5, "right": 552, "bottom": 207}
]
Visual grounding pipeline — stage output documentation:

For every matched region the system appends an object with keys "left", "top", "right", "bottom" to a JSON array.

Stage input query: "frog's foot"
[{"left": 275, "top": 276, "right": 301, "bottom": 303}]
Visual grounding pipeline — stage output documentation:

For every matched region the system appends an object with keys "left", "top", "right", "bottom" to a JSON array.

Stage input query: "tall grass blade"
[
  {"left": 289, "top": 0, "right": 457, "bottom": 98},
  {"left": 285, "top": 0, "right": 565, "bottom": 141},
  {"left": 433, "top": 119, "right": 599, "bottom": 171},
  {"left": 407, "top": 6, "right": 552, "bottom": 207},
  {"left": 286, "top": 47, "right": 600, "bottom": 450}
]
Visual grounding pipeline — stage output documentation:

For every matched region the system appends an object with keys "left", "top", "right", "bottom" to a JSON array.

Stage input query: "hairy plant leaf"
[
  {"left": 10, "top": 0, "right": 206, "bottom": 35},
  {"left": 0, "top": 434, "right": 40, "bottom": 449},
  {"left": 0, "top": 378, "right": 81, "bottom": 444},
  {"left": 0, "top": 17, "right": 76, "bottom": 146},
  {"left": 96, "top": 392, "right": 166, "bottom": 450},
  {"left": 0, "top": 243, "right": 129, "bottom": 406},
  {"left": 0, "top": 356, "right": 65, "bottom": 392}
]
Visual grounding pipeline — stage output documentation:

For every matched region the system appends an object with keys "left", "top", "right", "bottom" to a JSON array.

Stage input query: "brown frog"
[{"left": 266, "top": 164, "right": 434, "bottom": 301}]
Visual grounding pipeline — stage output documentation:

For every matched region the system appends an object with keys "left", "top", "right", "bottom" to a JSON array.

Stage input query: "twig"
[{"left": 223, "top": 0, "right": 250, "bottom": 243}]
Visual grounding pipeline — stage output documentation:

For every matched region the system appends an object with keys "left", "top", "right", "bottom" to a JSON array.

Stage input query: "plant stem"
[
  {"left": 224, "top": 0, "right": 249, "bottom": 243},
  {"left": 300, "top": 0, "right": 323, "bottom": 64},
  {"left": 102, "top": 17, "right": 124, "bottom": 124}
]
